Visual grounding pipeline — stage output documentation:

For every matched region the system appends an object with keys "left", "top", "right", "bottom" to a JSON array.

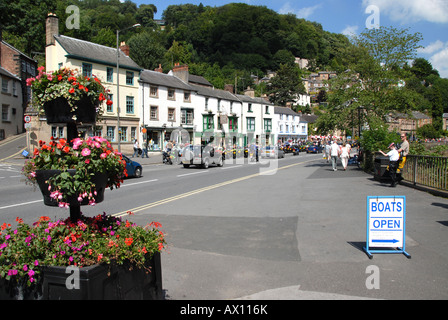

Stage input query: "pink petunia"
[{"left": 81, "top": 148, "right": 91, "bottom": 156}]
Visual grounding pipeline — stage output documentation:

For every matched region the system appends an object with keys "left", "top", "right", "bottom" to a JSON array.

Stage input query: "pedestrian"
[
  {"left": 340, "top": 142, "right": 350, "bottom": 170},
  {"left": 141, "top": 140, "right": 149, "bottom": 158},
  {"left": 132, "top": 139, "right": 139, "bottom": 158},
  {"left": 379, "top": 142, "right": 400, "bottom": 187},
  {"left": 324, "top": 142, "right": 331, "bottom": 163},
  {"left": 330, "top": 141, "right": 340, "bottom": 171},
  {"left": 396, "top": 133, "right": 409, "bottom": 182}
]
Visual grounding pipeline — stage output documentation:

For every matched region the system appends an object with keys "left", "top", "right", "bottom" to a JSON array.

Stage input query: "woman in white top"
[
  {"left": 379, "top": 142, "right": 400, "bottom": 187},
  {"left": 340, "top": 142, "right": 350, "bottom": 170}
]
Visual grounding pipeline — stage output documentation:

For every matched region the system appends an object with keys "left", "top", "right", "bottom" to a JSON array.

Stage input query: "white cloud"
[
  {"left": 342, "top": 25, "right": 359, "bottom": 37},
  {"left": 430, "top": 46, "right": 448, "bottom": 78},
  {"left": 279, "top": 2, "right": 322, "bottom": 19},
  {"left": 362, "top": 0, "right": 448, "bottom": 24},
  {"left": 418, "top": 40, "right": 446, "bottom": 54}
]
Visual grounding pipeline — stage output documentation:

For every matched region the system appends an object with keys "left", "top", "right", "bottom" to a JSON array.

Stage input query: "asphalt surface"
[{"left": 1, "top": 134, "right": 448, "bottom": 302}]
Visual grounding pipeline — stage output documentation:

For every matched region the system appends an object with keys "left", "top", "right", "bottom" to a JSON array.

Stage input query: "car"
[
  {"left": 122, "top": 155, "right": 142, "bottom": 178},
  {"left": 260, "top": 145, "right": 285, "bottom": 158},
  {"left": 181, "top": 145, "right": 224, "bottom": 169},
  {"left": 306, "top": 144, "right": 323, "bottom": 153},
  {"left": 291, "top": 145, "right": 300, "bottom": 155}
]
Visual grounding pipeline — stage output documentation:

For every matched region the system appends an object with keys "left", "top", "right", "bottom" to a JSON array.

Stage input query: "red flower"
[
  {"left": 106, "top": 100, "right": 113, "bottom": 106},
  {"left": 69, "top": 87, "right": 75, "bottom": 94},
  {"left": 125, "top": 238, "right": 133, "bottom": 246},
  {"left": 63, "top": 146, "right": 70, "bottom": 153}
]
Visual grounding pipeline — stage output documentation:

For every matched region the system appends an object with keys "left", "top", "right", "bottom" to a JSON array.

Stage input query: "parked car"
[
  {"left": 260, "top": 146, "right": 285, "bottom": 158},
  {"left": 306, "top": 144, "right": 323, "bottom": 153},
  {"left": 181, "top": 145, "right": 224, "bottom": 169},
  {"left": 122, "top": 155, "right": 142, "bottom": 178},
  {"left": 291, "top": 145, "right": 300, "bottom": 155}
]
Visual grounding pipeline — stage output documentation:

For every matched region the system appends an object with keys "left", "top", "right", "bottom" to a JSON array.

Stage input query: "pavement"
[{"left": 2, "top": 135, "right": 448, "bottom": 301}]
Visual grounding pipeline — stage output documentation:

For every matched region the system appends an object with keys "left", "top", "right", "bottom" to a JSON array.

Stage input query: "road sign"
[
  {"left": 24, "top": 115, "right": 31, "bottom": 123},
  {"left": 363, "top": 196, "right": 411, "bottom": 259}
]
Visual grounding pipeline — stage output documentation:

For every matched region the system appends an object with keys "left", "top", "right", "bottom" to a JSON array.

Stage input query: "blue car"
[
  {"left": 122, "top": 155, "right": 142, "bottom": 178},
  {"left": 306, "top": 144, "right": 323, "bottom": 153}
]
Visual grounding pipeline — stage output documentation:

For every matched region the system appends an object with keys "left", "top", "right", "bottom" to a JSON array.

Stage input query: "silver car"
[{"left": 260, "top": 146, "right": 285, "bottom": 158}]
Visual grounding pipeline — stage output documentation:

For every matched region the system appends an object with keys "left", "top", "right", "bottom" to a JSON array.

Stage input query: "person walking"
[
  {"left": 330, "top": 141, "right": 340, "bottom": 171},
  {"left": 397, "top": 133, "right": 409, "bottom": 182},
  {"left": 324, "top": 141, "right": 331, "bottom": 163},
  {"left": 379, "top": 142, "right": 400, "bottom": 187},
  {"left": 141, "top": 140, "right": 149, "bottom": 158},
  {"left": 132, "top": 139, "right": 139, "bottom": 158},
  {"left": 340, "top": 142, "right": 350, "bottom": 170}
]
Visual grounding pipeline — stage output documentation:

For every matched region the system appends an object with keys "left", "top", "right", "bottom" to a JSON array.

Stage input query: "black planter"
[
  {"left": 43, "top": 96, "right": 98, "bottom": 124},
  {"left": 0, "top": 253, "right": 163, "bottom": 300},
  {"left": 35, "top": 169, "right": 107, "bottom": 207}
]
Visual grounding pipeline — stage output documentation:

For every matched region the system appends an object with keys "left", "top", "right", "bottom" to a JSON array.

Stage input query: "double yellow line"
[{"left": 113, "top": 159, "right": 313, "bottom": 218}]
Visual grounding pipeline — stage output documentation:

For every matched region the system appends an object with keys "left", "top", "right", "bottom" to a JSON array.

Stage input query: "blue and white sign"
[{"left": 364, "top": 196, "right": 411, "bottom": 258}]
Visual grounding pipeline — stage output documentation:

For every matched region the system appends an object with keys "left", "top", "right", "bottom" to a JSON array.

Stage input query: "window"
[
  {"left": 264, "top": 119, "right": 272, "bottom": 132},
  {"left": 167, "top": 88, "right": 175, "bottom": 100},
  {"left": 229, "top": 117, "right": 238, "bottom": 131},
  {"left": 181, "top": 109, "right": 194, "bottom": 125},
  {"left": 184, "top": 91, "right": 191, "bottom": 102},
  {"left": 2, "top": 105, "right": 9, "bottom": 122},
  {"left": 12, "top": 82, "right": 17, "bottom": 96},
  {"left": 248, "top": 103, "right": 252, "bottom": 112},
  {"left": 126, "top": 71, "right": 134, "bottom": 85},
  {"left": 82, "top": 63, "right": 92, "bottom": 77},
  {"left": 2, "top": 78, "right": 8, "bottom": 93},
  {"left": 168, "top": 108, "right": 175, "bottom": 122},
  {"left": 150, "top": 106, "right": 158, "bottom": 120},
  {"left": 247, "top": 117, "right": 255, "bottom": 131},
  {"left": 58, "top": 63, "right": 63, "bottom": 70},
  {"left": 107, "top": 94, "right": 113, "bottom": 112},
  {"left": 203, "top": 115, "right": 214, "bottom": 131},
  {"left": 119, "top": 127, "right": 127, "bottom": 142},
  {"left": 130, "top": 127, "right": 137, "bottom": 142},
  {"left": 126, "top": 96, "right": 134, "bottom": 114},
  {"left": 265, "top": 105, "right": 269, "bottom": 114},
  {"left": 107, "top": 126, "right": 115, "bottom": 142},
  {"left": 205, "top": 98, "right": 209, "bottom": 110},
  {"left": 107, "top": 67, "right": 113, "bottom": 83},
  {"left": 150, "top": 86, "right": 158, "bottom": 98}
]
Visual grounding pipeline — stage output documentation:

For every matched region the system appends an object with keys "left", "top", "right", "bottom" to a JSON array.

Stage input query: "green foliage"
[{"left": 0, "top": 214, "right": 165, "bottom": 286}]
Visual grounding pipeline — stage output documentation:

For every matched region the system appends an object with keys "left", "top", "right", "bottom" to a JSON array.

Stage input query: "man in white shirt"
[
  {"left": 330, "top": 141, "right": 340, "bottom": 171},
  {"left": 379, "top": 142, "right": 400, "bottom": 187}
]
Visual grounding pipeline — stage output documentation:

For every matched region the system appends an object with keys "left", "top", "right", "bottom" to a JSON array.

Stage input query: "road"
[{"left": 1, "top": 135, "right": 448, "bottom": 300}]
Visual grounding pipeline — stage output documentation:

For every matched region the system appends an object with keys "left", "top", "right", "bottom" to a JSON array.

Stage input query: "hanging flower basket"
[
  {"left": 26, "top": 67, "right": 112, "bottom": 124},
  {"left": 23, "top": 136, "right": 126, "bottom": 209},
  {"left": 43, "top": 96, "right": 98, "bottom": 124},
  {"left": 35, "top": 169, "right": 107, "bottom": 206}
]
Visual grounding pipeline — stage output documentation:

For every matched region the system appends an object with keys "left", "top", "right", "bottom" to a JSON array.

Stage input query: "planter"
[
  {"left": 0, "top": 253, "right": 163, "bottom": 300},
  {"left": 43, "top": 96, "right": 98, "bottom": 124},
  {"left": 35, "top": 169, "right": 107, "bottom": 207}
]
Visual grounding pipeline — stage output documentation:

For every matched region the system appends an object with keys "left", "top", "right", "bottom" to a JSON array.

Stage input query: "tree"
[
  {"left": 266, "top": 64, "right": 306, "bottom": 106},
  {"left": 128, "top": 31, "right": 166, "bottom": 70},
  {"left": 316, "top": 27, "right": 424, "bottom": 137}
]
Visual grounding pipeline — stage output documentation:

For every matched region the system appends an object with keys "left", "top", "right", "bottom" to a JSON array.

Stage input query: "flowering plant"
[
  {"left": 22, "top": 136, "right": 127, "bottom": 208},
  {"left": 0, "top": 213, "right": 165, "bottom": 287},
  {"left": 26, "top": 67, "right": 112, "bottom": 121}
]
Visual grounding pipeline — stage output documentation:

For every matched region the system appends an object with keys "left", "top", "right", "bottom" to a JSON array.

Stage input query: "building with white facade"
[
  {"left": 40, "top": 13, "right": 142, "bottom": 154},
  {"left": 274, "top": 106, "right": 308, "bottom": 144}
]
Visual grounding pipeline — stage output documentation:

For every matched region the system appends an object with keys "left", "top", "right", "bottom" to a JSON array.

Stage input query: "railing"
[{"left": 402, "top": 155, "right": 448, "bottom": 191}]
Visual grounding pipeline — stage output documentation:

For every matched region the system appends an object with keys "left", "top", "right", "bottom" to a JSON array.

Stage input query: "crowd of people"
[{"left": 322, "top": 140, "right": 353, "bottom": 171}]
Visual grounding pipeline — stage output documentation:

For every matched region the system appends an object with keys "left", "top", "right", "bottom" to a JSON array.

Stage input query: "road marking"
[
  {"left": 120, "top": 179, "right": 158, "bottom": 187},
  {"left": 113, "top": 158, "right": 315, "bottom": 218},
  {"left": 221, "top": 165, "right": 243, "bottom": 170},
  {"left": 0, "top": 199, "right": 42, "bottom": 210},
  {"left": 177, "top": 170, "right": 208, "bottom": 178}
]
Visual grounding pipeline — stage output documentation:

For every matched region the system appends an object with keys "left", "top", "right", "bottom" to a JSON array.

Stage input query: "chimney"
[
  {"left": 224, "top": 84, "right": 234, "bottom": 93},
  {"left": 46, "top": 13, "right": 59, "bottom": 46},
  {"left": 154, "top": 64, "right": 163, "bottom": 73},
  {"left": 172, "top": 62, "right": 189, "bottom": 83},
  {"left": 119, "top": 42, "right": 130, "bottom": 56}
]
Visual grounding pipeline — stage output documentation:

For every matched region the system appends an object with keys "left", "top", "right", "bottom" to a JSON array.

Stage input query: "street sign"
[
  {"left": 24, "top": 115, "right": 31, "bottom": 123},
  {"left": 363, "top": 196, "right": 411, "bottom": 259}
]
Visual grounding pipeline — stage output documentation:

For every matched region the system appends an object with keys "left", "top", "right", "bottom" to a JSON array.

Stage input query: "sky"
[{"left": 131, "top": 0, "right": 448, "bottom": 78}]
